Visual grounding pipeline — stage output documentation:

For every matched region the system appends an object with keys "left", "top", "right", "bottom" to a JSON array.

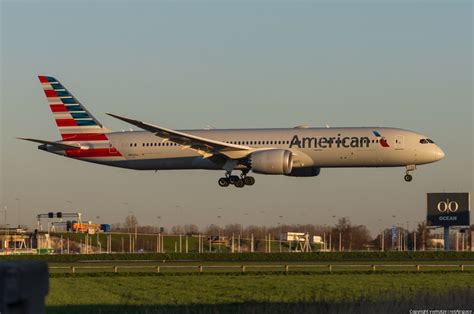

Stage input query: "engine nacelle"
[
  {"left": 285, "top": 166, "right": 321, "bottom": 177},
  {"left": 250, "top": 149, "right": 293, "bottom": 175}
]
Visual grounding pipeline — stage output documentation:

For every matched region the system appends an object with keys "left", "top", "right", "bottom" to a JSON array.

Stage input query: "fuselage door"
[{"left": 395, "top": 135, "right": 404, "bottom": 150}]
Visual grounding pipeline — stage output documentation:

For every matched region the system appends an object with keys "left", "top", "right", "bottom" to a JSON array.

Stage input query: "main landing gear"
[
  {"left": 404, "top": 165, "right": 416, "bottom": 182},
  {"left": 218, "top": 170, "right": 255, "bottom": 188}
]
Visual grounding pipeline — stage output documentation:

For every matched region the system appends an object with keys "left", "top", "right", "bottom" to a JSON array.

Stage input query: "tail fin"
[{"left": 38, "top": 76, "right": 109, "bottom": 141}]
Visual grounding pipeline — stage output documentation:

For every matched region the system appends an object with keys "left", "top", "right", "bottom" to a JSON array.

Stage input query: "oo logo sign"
[{"left": 437, "top": 199, "right": 459, "bottom": 213}]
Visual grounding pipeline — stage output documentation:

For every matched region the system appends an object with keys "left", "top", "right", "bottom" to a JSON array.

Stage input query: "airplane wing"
[
  {"left": 106, "top": 113, "right": 251, "bottom": 159},
  {"left": 18, "top": 137, "right": 81, "bottom": 150}
]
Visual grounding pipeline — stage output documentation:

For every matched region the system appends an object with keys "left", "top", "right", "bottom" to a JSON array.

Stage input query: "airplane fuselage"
[
  {"left": 26, "top": 75, "right": 445, "bottom": 187},
  {"left": 43, "top": 127, "right": 444, "bottom": 172}
]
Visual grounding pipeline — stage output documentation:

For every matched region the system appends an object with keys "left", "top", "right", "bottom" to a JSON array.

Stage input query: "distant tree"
[
  {"left": 170, "top": 225, "right": 184, "bottom": 235},
  {"left": 330, "top": 218, "right": 372, "bottom": 251},
  {"left": 223, "top": 224, "right": 243, "bottom": 237},
  {"left": 124, "top": 214, "right": 138, "bottom": 232},
  {"left": 245, "top": 225, "right": 267, "bottom": 239},
  {"left": 350, "top": 224, "right": 372, "bottom": 250},
  {"left": 184, "top": 224, "right": 199, "bottom": 235},
  {"left": 415, "top": 221, "right": 431, "bottom": 250},
  {"left": 205, "top": 224, "right": 220, "bottom": 236},
  {"left": 137, "top": 225, "right": 159, "bottom": 234},
  {"left": 110, "top": 222, "right": 124, "bottom": 232}
]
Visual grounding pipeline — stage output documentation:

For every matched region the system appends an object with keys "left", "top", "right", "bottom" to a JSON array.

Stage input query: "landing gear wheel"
[
  {"left": 404, "top": 174, "right": 413, "bottom": 182},
  {"left": 243, "top": 176, "right": 255, "bottom": 186},
  {"left": 234, "top": 179, "right": 245, "bottom": 188},
  {"left": 229, "top": 175, "right": 240, "bottom": 185},
  {"left": 218, "top": 177, "right": 230, "bottom": 187}
]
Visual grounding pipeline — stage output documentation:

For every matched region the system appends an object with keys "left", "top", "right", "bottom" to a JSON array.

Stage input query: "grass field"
[
  {"left": 46, "top": 272, "right": 473, "bottom": 313},
  {"left": 5, "top": 250, "right": 472, "bottom": 313}
]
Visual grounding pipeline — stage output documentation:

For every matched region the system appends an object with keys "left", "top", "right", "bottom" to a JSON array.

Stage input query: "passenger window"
[{"left": 420, "top": 139, "right": 428, "bottom": 144}]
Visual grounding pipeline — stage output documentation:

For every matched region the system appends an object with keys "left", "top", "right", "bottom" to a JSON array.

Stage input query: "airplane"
[{"left": 19, "top": 76, "right": 445, "bottom": 188}]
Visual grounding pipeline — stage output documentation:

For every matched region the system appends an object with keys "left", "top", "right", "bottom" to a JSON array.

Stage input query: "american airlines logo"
[
  {"left": 289, "top": 134, "right": 371, "bottom": 149},
  {"left": 372, "top": 130, "right": 390, "bottom": 147}
]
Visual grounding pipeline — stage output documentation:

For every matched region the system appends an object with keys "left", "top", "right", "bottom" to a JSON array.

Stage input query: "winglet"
[{"left": 106, "top": 113, "right": 149, "bottom": 130}]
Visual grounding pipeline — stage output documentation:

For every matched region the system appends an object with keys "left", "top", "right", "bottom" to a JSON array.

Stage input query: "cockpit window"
[{"left": 419, "top": 138, "right": 435, "bottom": 144}]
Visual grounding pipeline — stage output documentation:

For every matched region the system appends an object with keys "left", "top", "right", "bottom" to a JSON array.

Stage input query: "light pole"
[
  {"left": 157, "top": 216, "right": 161, "bottom": 232},
  {"left": 331, "top": 215, "right": 337, "bottom": 251},
  {"left": 392, "top": 215, "right": 396, "bottom": 250},
  {"left": 217, "top": 215, "right": 222, "bottom": 237},
  {"left": 406, "top": 221, "right": 410, "bottom": 251},
  {"left": 339, "top": 231, "right": 342, "bottom": 252},
  {"left": 14, "top": 198, "right": 20, "bottom": 228},
  {"left": 378, "top": 218, "right": 384, "bottom": 251},
  {"left": 217, "top": 215, "right": 222, "bottom": 252}
]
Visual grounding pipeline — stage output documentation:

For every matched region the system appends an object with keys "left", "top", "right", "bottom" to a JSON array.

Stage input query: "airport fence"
[{"left": 48, "top": 263, "right": 474, "bottom": 274}]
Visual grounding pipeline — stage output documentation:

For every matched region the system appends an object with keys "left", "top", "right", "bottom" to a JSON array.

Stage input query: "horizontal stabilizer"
[{"left": 17, "top": 137, "right": 81, "bottom": 150}]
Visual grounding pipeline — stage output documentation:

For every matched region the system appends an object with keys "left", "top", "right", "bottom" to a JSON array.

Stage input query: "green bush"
[{"left": 1, "top": 251, "right": 473, "bottom": 263}]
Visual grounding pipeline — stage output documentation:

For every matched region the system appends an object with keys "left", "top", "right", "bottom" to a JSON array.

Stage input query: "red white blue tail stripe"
[
  {"left": 38, "top": 76, "right": 122, "bottom": 157},
  {"left": 38, "top": 76, "right": 103, "bottom": 138}
]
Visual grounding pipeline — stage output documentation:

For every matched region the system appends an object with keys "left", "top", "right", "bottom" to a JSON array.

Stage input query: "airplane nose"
[{"left": 434, "top": 146, "right": 445, "bottom": 161}]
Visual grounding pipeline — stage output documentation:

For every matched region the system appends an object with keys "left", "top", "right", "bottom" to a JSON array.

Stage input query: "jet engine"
[
  {"left": 285, "top": 166, "right": 321, "bottom": 177},
  {"left": 250, "top": 149, "right": 293, "bottom": 174}
]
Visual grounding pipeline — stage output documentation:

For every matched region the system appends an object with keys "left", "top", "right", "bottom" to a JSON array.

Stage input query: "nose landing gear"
[
  {"left": 404, "top": 165, "right": 416, "bottom": 182},
  {"left": 218, "top": 170, "right": 255, "bottom": 188}
]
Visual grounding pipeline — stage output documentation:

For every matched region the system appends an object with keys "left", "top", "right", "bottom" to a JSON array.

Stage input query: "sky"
[{"left": 1, "top": 1, "right": 472, "bottom": 235}]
